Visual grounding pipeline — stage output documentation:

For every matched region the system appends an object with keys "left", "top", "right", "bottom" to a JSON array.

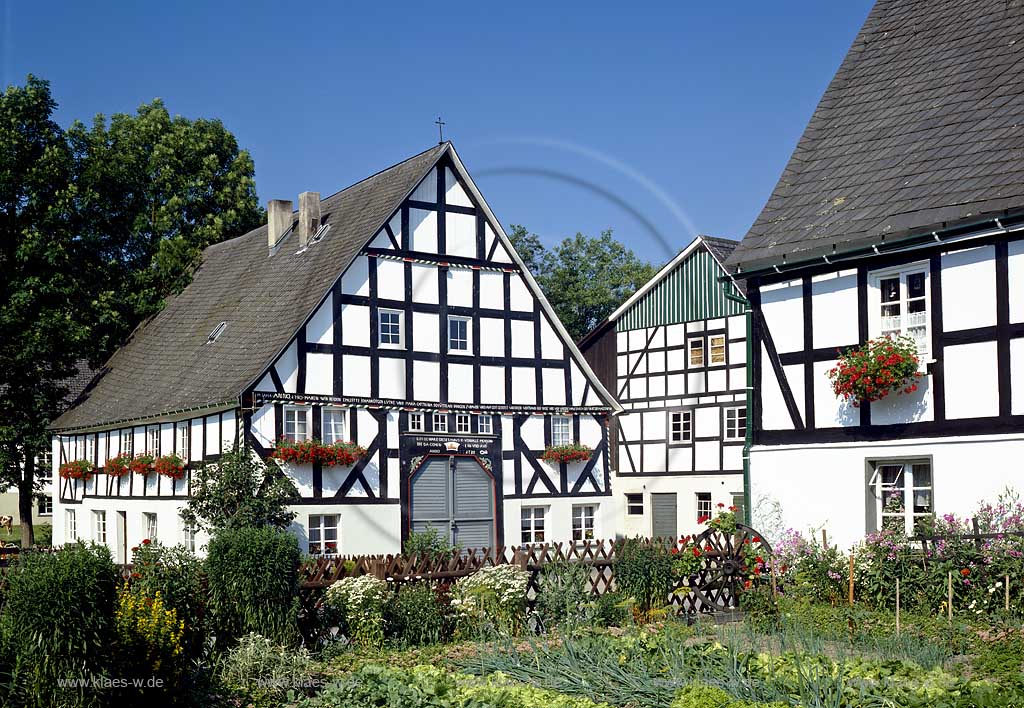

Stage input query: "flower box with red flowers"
[
  {"left": 104, "top": 454, "right": 131, "bottom": 478},
  {"left": 826, "top": 334, "right": 924, "bottom": 406},
  {"left": 129, "top": 453, "right": 156, "bottom": 475},
  {"left": 540, "top": 443, "right": 593, "bottom": 464},
  {"left": 154, "top": 453, "right": 186, "bottom": 480},
  {"left": 59, "top": 459, "right": 94, "bottom": 481},
  {"left": 271, "top": 439, "right": 368, "bottom": 467}
]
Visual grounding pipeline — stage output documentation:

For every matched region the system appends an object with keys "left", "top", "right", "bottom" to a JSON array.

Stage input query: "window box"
[
  {"left": 271, "top": 439, "right": 368, "bottom": 466},
  {"left": 130, "top": 453, "right": 156, "bottom": 475},
  {"left": 154, "top": 453, "right": 186, "bottom": 480},
  {"left": 827, "top": 336, "right": 923, "bottom": 406},
  {"left": 541, "top": 443, "right": 593, "bottom": 463},
  {"left": 59, "top": 459, "right": 94, "bottom": 481},
  {"left": 104, "top": 454, "right": 131, "bottom": 478}
]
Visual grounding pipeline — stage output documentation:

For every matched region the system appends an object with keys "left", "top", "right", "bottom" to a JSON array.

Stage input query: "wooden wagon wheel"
[{"left": 686, "top": 522, "right": 772, "bottom": 613}]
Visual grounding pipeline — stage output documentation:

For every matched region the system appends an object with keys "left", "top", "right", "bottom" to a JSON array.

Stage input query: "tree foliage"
[
  {"left": 0, "top": 75, "right": 263, "bottom": 543},
  {"left": 507, "top": 225, "right": 657, "bottom": 340},
  {"left": 179, "top": 446, "right": 300, "bottom": 534}
]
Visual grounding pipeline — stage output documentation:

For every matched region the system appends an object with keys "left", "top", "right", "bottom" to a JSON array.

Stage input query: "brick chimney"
[
  {"left": 267, "top": 199, "right": 293, "bottom": 253},
  {"left": 298, "top": 191, "right": 321, "bottom": 249}
]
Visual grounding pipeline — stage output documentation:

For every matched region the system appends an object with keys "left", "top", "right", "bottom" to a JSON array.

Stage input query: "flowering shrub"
[
  {"left": 58, "top": 459, "right": 94, "bottom": 481},
  {"left": 130, "top": 453, "right": 155, "bottom": 474},
  {"left": 325, "top": 575, "right": 390, "bottom": 646},
  {"left": 115, "top": 587, "right": 185, "bottom": 678},
  {"left": 670, "top": 535, "right": 703, "bottom": 578},
  {"left": 451, "top": 564, "right": 530, "bottom": 636},
  {"left": 104, "top": 454, "right": 131, "bottom": 477},
  {"left": 153, "top": 453, "right": 186, "bottom": 480},
  {"left": 826, "top": 334, "right": 923, "bottom": 405},
  {"left": 706, "top": 503, "right": 740, "bottom": 534},
  {"left": 271, "top": 438, "right": 367, "bottom": 466},
  {"left": 541, "top": 443, "right": 593, "bottom": 463}
]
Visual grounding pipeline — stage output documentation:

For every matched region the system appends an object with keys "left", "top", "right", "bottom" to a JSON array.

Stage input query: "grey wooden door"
[
  {"left": 410, "top": 456, "right": 494, "bottom": 550},
  {"left": 651, "top": 493, "right": 677, "bottom": 542}
]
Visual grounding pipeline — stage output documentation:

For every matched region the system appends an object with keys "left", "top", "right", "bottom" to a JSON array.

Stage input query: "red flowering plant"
[
  {"left": 104, "top": 454, "right": 131, "bottom": 478},
  {"left": 271, "top": 438, "right": 368, "bottom": 467},
  {"left": 706, "top": 503, "right": 740, "bottom": 535},
  {"left": 541, "top": 443, "right": 593, "bottom": 464},
  {"left": 154, "top": 453, "right": 186, "bottom": 480},
  {"left": 59, "top": 459, "right": 94, "bottom": 481},
  {"left": 129, "top": 453, "right": 156, "bottom": 475},
  {"left": 670, "top": 534, "right": 704, "bottom": 579},
  {"left": 826, "top": 334, "right": 924, "bottom": 406}
]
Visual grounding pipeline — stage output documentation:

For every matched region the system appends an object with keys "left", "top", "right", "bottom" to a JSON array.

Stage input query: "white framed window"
[
  {"left": 144, "top": 512, "right": 158, "bottom": 541},
  {"left": 86, "top": 436, "right": 95, "bottom": 462},
  {"left": 308, "top": 514, "right": 339, "bottom": 556},
  {"left": 66, "top": 509, "right": 77, "bottom": 541},
  {"left": 181, "top": 522, "right": 196, "bottom": 553},
  {"left": 448, "top": 316, "right": 471, "bottom": 352},
  {"left": 696, "top": 492, "right": 712, "bottom": 522},
  {"left": 120, "top": 429, "right": 133, "bottom": 455},
  {"left": 551, "top": 416, "right": 571, "bottom": 447},
  {"left": 521, "top": 506, "right": 546, "bottom": 544},
  {"left": 724, "top": 407, "right": 747, "bottom": 441},
  {"left": 176, "top": 422, "right": 189, "bottom": 459},
  {"left": 688, "top": 337, "right": 705, "bottom": 367},
  {"left": 146, "top": 426, "right": 160, "bottom": 455},
  {"left": 322, "top": 407, "right": 347, "bottom": 444},
  {"left": 378, "top": 309, "right": 404, "bottom": 347},
  {"left": 456, "top": 414, "right": 471, "bottom": 434},
  {"left": 626, "top": 493, "right": 644, "bottom": 515},
  {"left": 571, "top": 504, "right": 596, "bottom": 541},
  {"left": 283, "top": 406, "right": 310, "bottom": 442},
  {"left": 408, "top": 412, "right": 425, "bottom": 432},
  {"left": 477, "top": 415, "right": 493, "bottom": 435},
  {"left": 37, "top": 450, "right": 53, "bottom": 481},
  {"left": 709, "top": 335, "right": 726, "bottom": 364},
  {"left": 869, "top": 460, "right": 933, "bottom": 535},
  {"left": 38, "top": 496, "right": 52, "bottom": 516},
  {"left": 93, "top": 510, "right": 107, "bottom": 544},
  {"left": 870, "top": 264, "right": 930, "bottom": 356},
  {"left": 433, "top": 413, "right": 448, "bottom": 433},
  {"left": 670, "top": 411, "right": 693, "bottom": 443}
]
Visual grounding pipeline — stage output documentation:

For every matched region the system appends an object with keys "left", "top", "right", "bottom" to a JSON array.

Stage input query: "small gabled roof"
[
  {"left": 53, "top": 144, "right": 447, "bottom": 430},
  {"left": 728, "top": 0, "right": 1024, "bottom": 272},
  {"left": 578, "top": 235, "right": 740, "bottom": 350}
]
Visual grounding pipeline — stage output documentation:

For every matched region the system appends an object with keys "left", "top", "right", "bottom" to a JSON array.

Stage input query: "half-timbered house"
[
  {"left": 50, "top": 143, "right": 619, "bottom": 560},
  {"left": 725, "top": 0, "right": 1024, "bottom": 548},
  {"left": 580, "top": 236, "right": 750, "bottom": 540}
]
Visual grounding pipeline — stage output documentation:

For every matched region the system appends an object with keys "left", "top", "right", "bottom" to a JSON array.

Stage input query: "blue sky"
[{"left": 3, "top": 1, "right": 873, "bottom": 266}]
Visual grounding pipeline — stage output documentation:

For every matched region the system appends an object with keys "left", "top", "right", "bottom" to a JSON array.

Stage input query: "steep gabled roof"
[
  {"left": 53, "top": 144, "right": 447, "bottom": 430},
  {"left": 727, "top": 0, "right": 1024, "bottom": 272}
]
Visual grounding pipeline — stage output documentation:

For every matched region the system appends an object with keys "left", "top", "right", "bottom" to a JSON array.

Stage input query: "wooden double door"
[{"left": 410, "top": 455, "right": 495, "bottom": 550}]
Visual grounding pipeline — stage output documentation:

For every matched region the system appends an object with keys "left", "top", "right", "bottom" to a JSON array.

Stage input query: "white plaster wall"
[
  {"left": 1012, "top": 338, "right": 1024, "bottom": 415},
  {"left": 410, "top": 209, "right": 437, "bottom": 252},
  {"left": 410, "top": 168, "right": 437, "bottom": 203},
  {"left": 341, "top": 355, "right": 371, "bottom": 397},
  {"left": 502, "top": 495, "right": 615, "bottom": 545},
  {"left": 761, "top": 345, "right": 795, "bottom": 430},
  {"left": 942, "top": 246, "right": 997, "bottom": 331},
  {"left": 446, "top": 212, "right": 476, "bottom": 258},
  {"left": 447, "top": 268, "right": 473, "bottom": 307},
  {"left": 410, "top": 263, "right": 438, "bottom": 303},
  {"left": 376, "top": 259, "right": 405, "bottom": 301},
  {"left": 341, "top": 305, "right": 370, "bottom": 347},
  {"left": 290, "top": 504, "right": 403, "bottom": 555},
  {"left": 306, "top": 353, "right": 333, "bottom": 395},
  {"left": 445, "top": 167, "right": 472, "bottom": 207},
  {"left": 479, "top": 271, "right": 504, "bottom": 310},
  {"left": 612, "top": 474, "right": 744, "bottom": 540},
  {"left": 760, "top": 280, "right": 803, "bottom": 353},
  {"left": 944, "top": 341, "right": 999, "bottom": 419},
  {"left": 1010, "top": 239, "right": 1024, "bottom": 324},
  {"left": 509, "top": 277, "right": 532, "bottom": 312},
  {"left": 750, "top": 434, "right": 1024, "bottom": 549},
  {"left": 413, "top": 312, "right": 439, "bottom": 353},
  {"left": 811, "top": 271, "right": 858, "bottom": 348},
  {"left": 341, "top": 256, "right": 369, "bottom": 297}
]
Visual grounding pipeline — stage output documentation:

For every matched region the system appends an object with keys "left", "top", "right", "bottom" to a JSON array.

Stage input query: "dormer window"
[{"left": 207, "top": 321, "right": 227, "bottom": 344}]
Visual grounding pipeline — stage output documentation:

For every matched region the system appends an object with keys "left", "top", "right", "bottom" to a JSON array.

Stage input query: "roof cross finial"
[{"left": 435, "top": 116, "right": 446, "bottom": 144}]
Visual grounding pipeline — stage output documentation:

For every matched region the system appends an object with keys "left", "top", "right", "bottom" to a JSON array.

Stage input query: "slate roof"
[
  {"left": 53, "top": 144, "right": 448, "bottom": 431},
  {"left": 701, "top": 236, "right": 739, "bottom": 269},
  {"left": 727, "top": 0, "right": 1024, "bottom": 271}
]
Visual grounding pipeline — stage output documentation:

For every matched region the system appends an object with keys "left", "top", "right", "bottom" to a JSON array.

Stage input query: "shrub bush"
[
  {"left": 129, "top": 540, "right": 206, "bottom": 653},
  {"left": 592, "top": 590, "right": 631, "bottom": 627},
  {"left": 614, "top": 539, "right": 674, "bottom": 615},
  {"left": 114, "top": 587, "right": 186, "bottom": 693},
  {"left": 740, "top": 584, "right": 780, "bottom": 632},
  {"left": 403, "top": 526, "right": 457, "bottom": 558},
  {"left": 385, "top": 582, "right": 450, "bottom": 646},
  {"left": 206, "top": 526, "right": 301, "bottom": 648},
  {"left": 0, "top": 542, "right": 118, "bottom": 708},
  {"left": 324, "top": 575, "right": 390, "bottom": 647},
  {"left": 535, "top": 561, "right": 592, "bottom": 631},
  {"left": 218, "top": 632, "right": 317, "bottom": 704},
  {"left": 451, "top": 564, "right": 530, "bottom": 636}
]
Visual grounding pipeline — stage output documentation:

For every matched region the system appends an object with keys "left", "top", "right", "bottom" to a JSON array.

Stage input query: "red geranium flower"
[{"left": 960, "top": 568, "right": 970, "bottom": 577}]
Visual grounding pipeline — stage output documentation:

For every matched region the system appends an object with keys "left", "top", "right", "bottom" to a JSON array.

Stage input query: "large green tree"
[
  {"left": 508, "top": 225, "right": 657, "bottom": 340},
  {"left": 0, "top": 76, "right": 263, "bottom": 545}
]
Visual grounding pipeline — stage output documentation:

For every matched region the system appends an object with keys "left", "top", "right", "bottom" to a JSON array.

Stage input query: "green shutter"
[{"left": 617, "top": 246, "right": 743, "bottom": 332}]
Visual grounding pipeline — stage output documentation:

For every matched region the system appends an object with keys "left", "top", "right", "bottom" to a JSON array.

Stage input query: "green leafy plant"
[
  {"left": 451, "top": 564, "right": 530, "bottom": 636},
  {"left": 615, "top": 538, "right": 675, "bottom": 617},
  {"left": 218, "top": 632, "right": 317, "bottom": 704},
  {"left": 325, "top": 575, "right": 390, "bottom": 647},
  {"left": 827, "top": 334, "right": 923, "bottom": 405},
  {"left": 403, "top": 526, "right": 457, "bottom": 558},
  {"left": 129, "top": 452, "right": 156, "bottom": 474},
  {"left": 104, "top": 453, "right": 131, "bottom": 477},
  {"left": 535, "top": 561, "right": 593, "bottom": 632},
  {"left": 180, "top": 445, "right": 300, "bottom": 533},
  {"left": 128, "top": 540, "right": 206, "bottom": 654},
  {"left": 385, "top": 582, "right": 452, "bottom": 646},
  {"left": 205, "top": 526, "right": 301, "bottom": 648},
  {"left": 0, "top": 542, "right": 119, "bottom": 708},
  {"left": 153, "top": 453, "right": 186, "bottom": 479}
]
